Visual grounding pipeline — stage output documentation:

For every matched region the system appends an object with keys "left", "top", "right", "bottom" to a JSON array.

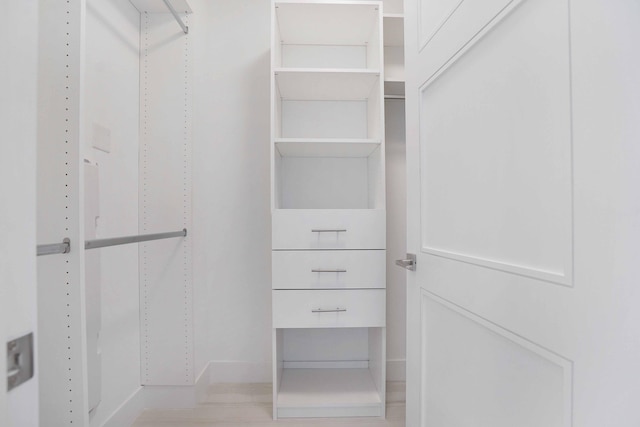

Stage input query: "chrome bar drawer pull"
[
  {"left": 311, "top": 229, "right": 347, "bottom": 233},
  {"left": 312, "top": 308, "right": 347, "bottom": 313},
  {"left": 311, "top": 269, "right": 347, "bottom": 273}
]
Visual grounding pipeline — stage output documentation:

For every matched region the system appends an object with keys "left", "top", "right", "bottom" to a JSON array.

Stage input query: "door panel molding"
[
  {"left": 417, "top": 0, "right": 574, "bottom": 287},
  {"left": 417, "top": 0, "right": 465, "bottom": 52},
  {"left": 420, "top": 290, "right": 573, "bottom": 426},
  {"left": 416, "top": 0, "right": 526, "bottom": 86}
]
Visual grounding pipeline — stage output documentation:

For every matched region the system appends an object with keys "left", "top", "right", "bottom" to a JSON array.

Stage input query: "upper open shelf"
[
  {"left": 275, "top": 2, "right": 380, "bottom": 46},
  {"left": 274, "top": 2, "right": 382, "bottom": 69}
]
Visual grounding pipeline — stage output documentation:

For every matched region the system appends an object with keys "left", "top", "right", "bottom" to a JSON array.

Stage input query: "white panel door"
[{"left": 404, "top": 0, "right": 640, "bottom": 426}]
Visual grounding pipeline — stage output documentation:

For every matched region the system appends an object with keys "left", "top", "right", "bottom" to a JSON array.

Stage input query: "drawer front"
[
  {"left": 272, "top": 209, "right": 386, "bottom": 250},
  {"left": 272, "top": 289, "right": 386, "bottom": 328},
  {"left": 272, "top": 250, "right": 386, "bottom": 289}
]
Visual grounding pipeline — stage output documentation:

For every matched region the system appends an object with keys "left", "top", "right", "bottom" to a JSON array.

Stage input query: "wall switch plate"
[
  {"left": 92, "top": 123, "right": 111, "bottom": 153},
  {"left": 7, "top": 333, "right": 34, "bottom": 391}
]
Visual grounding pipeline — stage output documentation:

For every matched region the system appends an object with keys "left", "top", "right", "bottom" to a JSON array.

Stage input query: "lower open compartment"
[{"left": 273, "top": 327, "right": 386, "bottom": 419}]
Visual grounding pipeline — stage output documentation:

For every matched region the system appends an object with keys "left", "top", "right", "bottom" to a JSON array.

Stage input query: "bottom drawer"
[{"left": 273, "top": 289, "right": 385, "bottom": 328}]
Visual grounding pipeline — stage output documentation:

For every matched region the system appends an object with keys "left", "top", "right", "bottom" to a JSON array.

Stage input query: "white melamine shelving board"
[
  {"left": 383, "top": 15, "right": 404, "bottom": 47},
  {"left": 384, "top": 81, "right": 405, "bottom": 98},
  {"left": 382, "top": 0, "right": 403, "bottom": 15},
  {"left": 275, "top": 138, "right": 381, "bottom": 157},
  {"left": 276, "top": 2, "right": 380, "bottom": 45},
  {"left": 130, "top": 0, "right": 192, "bottom": 13},
  {"left": 277, "top": 368, "right": 382, "bottom": 408},
  {"left": 275, "top": 70, "right": 380, "bottom": 100}
]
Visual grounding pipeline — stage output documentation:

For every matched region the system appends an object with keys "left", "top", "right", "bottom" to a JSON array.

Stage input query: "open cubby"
[
  {"left": 274, "top": 141, "right": 384, "bottom": 209},
  {"left": 274, "top": 2, "right": 381, "bottom": 69},
  {"left": 274, "top": 70, "right": 383, "bottom": 140},
  {"left": 274, "top": 327, "right": 386, "bottom": 418}
]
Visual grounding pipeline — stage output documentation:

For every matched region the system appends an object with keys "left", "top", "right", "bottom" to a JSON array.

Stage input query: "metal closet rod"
[
  {"left": 85, "top": 229, "right": 187, "bottom": 250},
  {"left": 37, "top": 229, "right": 187, "bottom": 256},
  {"left": 162, "top": 0, "right": 189, "bottom": 34}
]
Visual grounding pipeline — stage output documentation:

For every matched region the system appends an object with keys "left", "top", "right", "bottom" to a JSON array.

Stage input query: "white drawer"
[
  {"left": 272, "top": 209, "right": 386, "bottom": 250},
  {"left": 272, "top": 289, "right": 386, "bottom": 328},
  {"left": 272, "top": 250, "right": 386, "bottom": 289}
]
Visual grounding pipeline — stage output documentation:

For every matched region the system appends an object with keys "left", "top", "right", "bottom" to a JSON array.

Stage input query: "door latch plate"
[
  {"left": 7, "top": 332, "right": 34, "bottom": 391},
  {"left": 395, "top": 253, "right": 417, "bottom": 271}
]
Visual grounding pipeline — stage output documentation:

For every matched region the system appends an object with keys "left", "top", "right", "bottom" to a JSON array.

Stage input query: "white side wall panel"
[{"left": 140, "top": 12, "right": 194, "bottom": 385}]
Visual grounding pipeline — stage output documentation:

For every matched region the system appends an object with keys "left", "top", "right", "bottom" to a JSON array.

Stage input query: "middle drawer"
[{"left": 272, "top": 250, "right": 386, "bottom": 289}]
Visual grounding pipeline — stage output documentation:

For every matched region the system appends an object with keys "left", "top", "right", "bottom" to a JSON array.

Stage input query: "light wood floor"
[{"left": 133, "top": 382, "right": 406, "bottom": 427}]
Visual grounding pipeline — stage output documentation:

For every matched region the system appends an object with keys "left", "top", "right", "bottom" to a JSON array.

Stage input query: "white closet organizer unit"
[{"left": 271, "top": 0, "right": 386, "bottom": 419}]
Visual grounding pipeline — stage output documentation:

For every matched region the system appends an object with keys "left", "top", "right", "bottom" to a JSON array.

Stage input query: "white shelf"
[
  {"left": 275, "top": 69, "right": 380, "bottom": 100},
  {"left": 276, "top": 368, "right": 382, "bottom": 417},
  {"left": 383, "top": 15, "right": 404, "bottom": 47},
  {"left": 276, "top": 2, "right": 380, "bottom": 46},
  {"left": 275, "top": 138, "right": 381, "bottom": 158},
  {"left": 130, "top": 0, "right": 192, "bottom": 13},
  {"left": 384, "top": 81, "right": 405, "bottom": 98},
  {"left": 381, "top": 0, "right": 403, "bottom": 15}
]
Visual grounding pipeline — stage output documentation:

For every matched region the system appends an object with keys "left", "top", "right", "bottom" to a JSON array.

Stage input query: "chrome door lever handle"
[{"left": 395, "top": 253, "right": 416, "bottom": 271}]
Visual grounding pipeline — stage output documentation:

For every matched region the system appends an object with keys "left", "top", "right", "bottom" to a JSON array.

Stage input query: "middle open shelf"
[{"left": 274, "top": 69, "right": 383, "bottom": 140}]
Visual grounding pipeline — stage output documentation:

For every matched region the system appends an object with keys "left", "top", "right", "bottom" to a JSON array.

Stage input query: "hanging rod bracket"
[
  {"left": 37, "top": 238, "right": 71, "bottom": 257},
  {"left": 162, "top": 0, "right": 189, "bottom": 34}
]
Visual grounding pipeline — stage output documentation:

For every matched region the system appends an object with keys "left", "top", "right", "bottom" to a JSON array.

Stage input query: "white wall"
[
  {"left": 191, "top": 0, "right": 407, "bottom": 383},
  {"left": 385, "top": 99, "right": 407, "bottom": 381},
  {"left": 83, "top": 0, "right": 142, "bottom": 424},
  {"left": 191, "top": 0, "right": 273, "bottom": 382},
  {"left": 1, "top": 1, "right": 39, "bottom": 426}
]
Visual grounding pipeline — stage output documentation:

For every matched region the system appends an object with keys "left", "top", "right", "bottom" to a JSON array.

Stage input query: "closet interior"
[{"left": 30, "top": 0, "right": 405, "bottom": 425}]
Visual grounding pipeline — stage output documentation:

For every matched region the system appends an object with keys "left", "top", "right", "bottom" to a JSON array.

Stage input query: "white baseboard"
[
  {"left": 101, "top": 360, "right": 403, "bottom": 426},
  {"left": 208, "top": 360, "right": 404, "bottom": 383},
  {"left": 195, "top": 361, "right": 211, "bottom": 403},
  {"left": 101, "top": 363, "right": 211, "bottom": 427},
  {"left": 101, "top": 387, "right": 145, "bottom": 427},
  {"left": 386, "top": 359, "right": 406, "bottom": 381},
  {"left": 209, "top": 360, "right": 271, "bottom": 383}
]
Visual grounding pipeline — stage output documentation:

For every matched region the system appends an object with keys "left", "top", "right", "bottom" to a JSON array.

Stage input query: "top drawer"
[{"left": 272, "top": 209, "right": 386, "bottom": 250}]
